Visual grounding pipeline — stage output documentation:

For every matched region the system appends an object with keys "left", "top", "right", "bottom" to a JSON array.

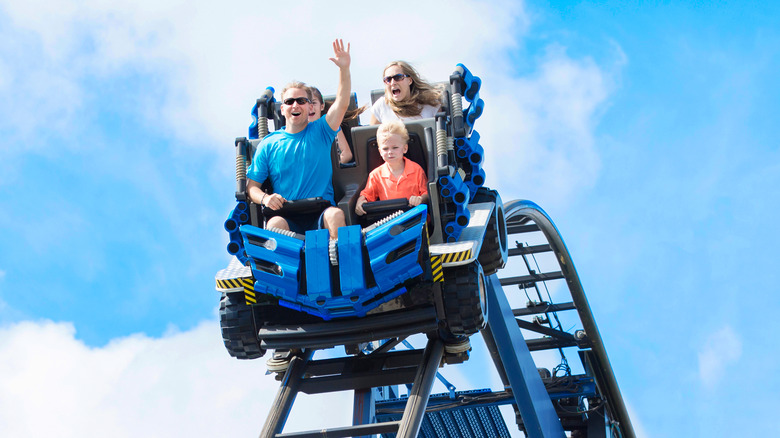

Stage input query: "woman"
[
  {"left": 369, "top": 61, "right": 442, "bottom": 125},
  {"left": 309, "top": 86, "right": 364, "bottom": 164}
]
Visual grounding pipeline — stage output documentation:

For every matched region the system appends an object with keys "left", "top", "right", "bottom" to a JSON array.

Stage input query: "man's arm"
[
  {"left": 247, "top": 179, "right": 286, "bottom": 210},
  {"left": 246, "top": 179, "right": 265, "bottom": 205},
  {"left": 325, "top": 39, "right": 351, "bottom": 132}
]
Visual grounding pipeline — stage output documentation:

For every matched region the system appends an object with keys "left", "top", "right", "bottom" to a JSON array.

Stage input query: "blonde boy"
[{"left": 356, "top": 120, "right": 428, "bottom": 216}]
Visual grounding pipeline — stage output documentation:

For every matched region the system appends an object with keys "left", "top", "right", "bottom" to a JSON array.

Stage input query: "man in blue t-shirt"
[{"left": 246, "top": 39, "right": 351, "bottom": 239}]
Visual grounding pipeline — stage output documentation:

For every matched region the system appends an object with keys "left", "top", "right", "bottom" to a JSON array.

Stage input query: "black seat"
[
  {"left": 347, "top": 119, "right": 437, "bottom": 226},
  {"left": 365, "top": 131, "right": 428, "bottom": 178}
]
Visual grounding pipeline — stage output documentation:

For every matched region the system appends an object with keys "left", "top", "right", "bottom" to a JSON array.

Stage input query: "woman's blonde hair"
[
  {"left": 377, "top": 120, "right": 409, "bottom": 144},
  {"left": 383, "top": 61, "right": 442, "bottom": 118}
]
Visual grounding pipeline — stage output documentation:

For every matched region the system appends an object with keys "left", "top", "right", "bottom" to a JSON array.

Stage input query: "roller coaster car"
[{"left": 216, "top": 64, "right": 509, "bottom": 360}]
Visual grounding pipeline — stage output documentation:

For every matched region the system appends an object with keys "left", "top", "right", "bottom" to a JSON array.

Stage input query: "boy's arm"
[
  {"left": 325, "top": 39, "right": 352, "bottom": 132},
  {"left": 357, "top": 171, "right": 380, "bottom": 214},
  {"left": 355, "top": 195, "right": 367, "bottom": 216},
  {"left": 408, "top": 164, "right": 429, "bottom": 206}
]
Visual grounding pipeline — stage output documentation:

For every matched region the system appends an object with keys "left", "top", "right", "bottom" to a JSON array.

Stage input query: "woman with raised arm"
[{"left": 369, "top": 61, "right": 442, "bottom": 125}]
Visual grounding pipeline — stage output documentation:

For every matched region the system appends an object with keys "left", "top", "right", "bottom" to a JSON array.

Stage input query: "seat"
[{"left": 345, "top": 119, "right": 438, "bottom": 226}]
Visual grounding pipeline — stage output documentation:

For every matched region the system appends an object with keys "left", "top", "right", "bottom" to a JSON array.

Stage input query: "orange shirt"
[{"left": 360, "top": 157, "right": 428, "bottom": 202}]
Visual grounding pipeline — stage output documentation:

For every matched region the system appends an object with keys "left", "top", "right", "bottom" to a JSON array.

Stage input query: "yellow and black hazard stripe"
[
  {"left": 216, "top": 277, "right": 248, "bottom": 290},
  {"left": 440, "top": 249, "right": 473, "bottom": 264},
  {"left": 241, "top": 278, "right": 257, "bottom": 305},
  {"left": 216, "top": 276, "right": 257, "bottom": 305},
  {"left": 430, "top": 255, "right": 444, "bottom": 282}
]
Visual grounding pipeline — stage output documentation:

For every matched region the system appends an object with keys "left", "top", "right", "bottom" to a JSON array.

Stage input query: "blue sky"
[{"left": 1, "top": 1, "right": 778, "bottom": 436}]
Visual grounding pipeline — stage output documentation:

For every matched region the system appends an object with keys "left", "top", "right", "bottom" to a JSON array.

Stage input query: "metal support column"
[
  {"left": 483, "top": 274, "right": 565, "bottom": 438},
  {"left": 259, "top": 350, "right": 315, "bottom": 438},
  {"left": 395, "top": 337, "right": 445, "bottom": 438},
  {"left": 352, "top": 387, "right": 376, "bottom": 438}
]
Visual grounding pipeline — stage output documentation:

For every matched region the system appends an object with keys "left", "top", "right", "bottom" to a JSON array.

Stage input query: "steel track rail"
[{"left": 501, "top": 199, "right": 635, "bottom": 438}]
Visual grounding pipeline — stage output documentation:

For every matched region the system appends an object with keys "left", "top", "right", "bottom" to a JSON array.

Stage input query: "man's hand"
[
  {"left": 263, "top": 193, "right": 286, "bottom": 210},
  {"left": 329, "top": 39, "right": 350, "bottom": 70},
  {"left": 409, "top": 196, "right": 423, "bottom": 207},
  {"left": 355, "top": 196, "right": 367, "bottom": 216},
  {"left": 325, "top": 39, "right": 352, "bottom": 132}
]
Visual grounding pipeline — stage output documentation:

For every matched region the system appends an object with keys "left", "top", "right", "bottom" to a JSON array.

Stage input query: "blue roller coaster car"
[{"left": 216, "top": 64, "right": 508, "bottom": 360}]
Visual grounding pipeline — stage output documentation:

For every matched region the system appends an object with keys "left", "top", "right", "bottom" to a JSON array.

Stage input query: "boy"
[{"left": 355, "top": 120, "right": 428, "bottom": 216}]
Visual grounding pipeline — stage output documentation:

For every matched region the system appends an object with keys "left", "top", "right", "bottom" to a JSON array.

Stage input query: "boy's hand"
[
  {"left": 329, "top": 39, "right": 350, "bottom": 70},
  {"left": 355, "top": 196, "right": 367, "bottom": 216},
  {"left": 409, "top": 196, "right": 423, "bottom": 207}
]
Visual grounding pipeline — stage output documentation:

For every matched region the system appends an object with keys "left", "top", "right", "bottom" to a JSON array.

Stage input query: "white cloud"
[
  {"left": 698, "top": 325, "right": 742, "bottom": 389},
  {"left": 0, "top": 319, "right": 354, "bottom": 437},
  {"left": 0, "top": 0, "right": 618, "bottom": 204},
  {"left": 624, "top": 398, "right": 649, "bottom": 438},
  {"left": 480, "top": 44, "right": 618, "bottom": 208}
]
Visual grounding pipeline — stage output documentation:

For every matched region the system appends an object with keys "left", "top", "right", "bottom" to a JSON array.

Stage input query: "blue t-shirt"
[{"left": 247, "top": 118, "right": 339, "bottom": 204}]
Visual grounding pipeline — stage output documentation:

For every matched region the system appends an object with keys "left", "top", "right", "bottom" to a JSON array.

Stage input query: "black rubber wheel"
[
  {"left": 474, "top": 188, "right": 508, "bottom": 276},
  {"left": 442, "top": 261, "right": 487, "bottom": 336},
  {"left": 219, "top": 292, "right": 265, "bottom": 359}
]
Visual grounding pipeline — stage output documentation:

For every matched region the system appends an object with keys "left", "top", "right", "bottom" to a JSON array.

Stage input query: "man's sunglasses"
[
  {"left": 283, "top": 97, "right": 310, "bottom": 105},
  {"left": 383, "top": 73, "right": 410, "bottom": 84}
]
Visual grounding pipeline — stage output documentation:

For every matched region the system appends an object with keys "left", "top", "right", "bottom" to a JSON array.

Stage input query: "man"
[{"left": 246, "top": 39, "right": 351, "bottom": 239}]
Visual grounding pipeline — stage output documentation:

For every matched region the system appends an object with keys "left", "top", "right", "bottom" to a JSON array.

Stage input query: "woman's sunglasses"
[
  {"left": 383, "top": 73, "right": 410, "bottom": 84},
  {"left": 283, "top": 97, "right": 311, "bottom": 105}
]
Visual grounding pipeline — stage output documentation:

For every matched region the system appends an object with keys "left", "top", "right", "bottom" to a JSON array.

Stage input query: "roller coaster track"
[
  {"left": 254, "top": 199, "right": 634, "bottom": 438},
  {"left": 487, "top": 199, "right": 635, "bottom": 437}
]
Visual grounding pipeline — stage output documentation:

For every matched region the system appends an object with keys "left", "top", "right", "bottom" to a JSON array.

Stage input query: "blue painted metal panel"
[
  {"left": 338, "top": 225, "right": 366, "bottom": 293},
  {"left": 376, "top": 389, "right": 512, "bottom": 438},
  {"left": 242, "top": 225, "right": 304, "bottom": 298},
  {"left": 240, "top": 207, "right": 426, "bottom": 320},
  {"left": 438, "top": 172, "right": 471, "bottom": 242},
  {"left": 364, "top": 205, "right": 427, "bottom": 291},
  {"left": 456, "top": 63, "right": 482, "bottom": 102},
  {"left": 484, "top": 274, "right": 565, "bottom": 438},
  {"left": 225, "top": 201, "right": 250, "bottom": 264},
  {"left": 305, "top": 228, "right": 331, "bottom": 299},
  {"left": 454, "top": 130, "right": 486, "bottom": 200}
]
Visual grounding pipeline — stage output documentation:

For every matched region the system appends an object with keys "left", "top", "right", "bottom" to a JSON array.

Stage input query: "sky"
[{"left": 1, "top": 1, "right": 778, "bottom": 437}]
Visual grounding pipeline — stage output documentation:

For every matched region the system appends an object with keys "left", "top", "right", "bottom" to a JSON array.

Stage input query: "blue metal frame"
[
  {"left": 484, "top": 273, "right": 566, "bottom": 437},
  {"left": 240, "top": 205, "right": 428, "bottom": 320}
]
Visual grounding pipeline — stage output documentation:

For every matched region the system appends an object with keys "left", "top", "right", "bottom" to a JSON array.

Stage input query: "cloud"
[
  {"left": 480, "top": 43, "right": 621, "bottom": 208},
  {"left": 698, "top": 325, "right": 742, "bottom": 389},
  {"left": 0, "top": 0, "right": 527, "bottom": 146},
  {"left": 0, "top": 0, "right": 617, "bottom": 204},
  {"left": 0, "top": 319, "right": 354, "bottom": 437},
  {"left": 0, "top": 320, "right": 543, "bottom": 437},
  {"left": 624, "top": 399, "right": 649, "bottom": 438}
]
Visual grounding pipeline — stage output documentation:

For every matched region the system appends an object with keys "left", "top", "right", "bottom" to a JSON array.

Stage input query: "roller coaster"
[{"left": 215, "top": 64, "right": 635, "bottom": 437}]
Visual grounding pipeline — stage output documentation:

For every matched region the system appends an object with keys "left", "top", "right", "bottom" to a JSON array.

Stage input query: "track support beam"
[{"left": 483, "top": 274, "right": 565, "bottom": 438}]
